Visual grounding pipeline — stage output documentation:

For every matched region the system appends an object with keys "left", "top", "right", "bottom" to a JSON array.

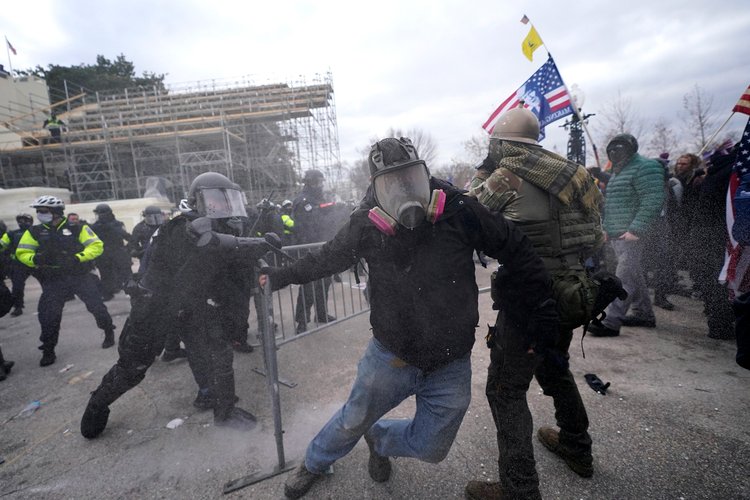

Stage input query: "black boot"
[
  {"left": 10, "top": 306, "right": 23, "bottom": 317},
  {"left": 102, "top": 327, "right": 116, "bottom": 349},
  {"left": 39, "top": 349, "right": 56, "bottom": 367},
  {"left": 0, "top": 348, "right": 14, "bottom": 382},
  {"left": 80, "top": 397, "right": 110, "bottom": 439},
  {"left": 214, "top": 406, "right": 257, "bottom": 431},
  {"left": 212, "top": 371, "right": 256, "bottom": 430}
]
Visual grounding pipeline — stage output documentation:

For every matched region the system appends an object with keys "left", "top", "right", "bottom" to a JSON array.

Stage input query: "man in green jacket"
[{"left": 588, "top": 134, "right": 665, "bottom": 337}]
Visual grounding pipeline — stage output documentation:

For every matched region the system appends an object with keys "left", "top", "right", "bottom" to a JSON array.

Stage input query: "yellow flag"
[{"left": 521, "top": 26, "right": 543, "bottom": 61}]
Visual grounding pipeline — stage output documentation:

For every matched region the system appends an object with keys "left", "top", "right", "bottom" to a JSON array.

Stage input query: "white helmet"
[
  {"left": 30, "top": 195, "right": 65, "bottom": 211},
  {"left": 282, "top": 199, "right": 293, "bottom": 209}
]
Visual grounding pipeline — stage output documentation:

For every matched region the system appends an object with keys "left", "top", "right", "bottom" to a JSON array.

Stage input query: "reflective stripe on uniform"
[{"left": 17, "top": 242, "right": 38, "bottom": 249}]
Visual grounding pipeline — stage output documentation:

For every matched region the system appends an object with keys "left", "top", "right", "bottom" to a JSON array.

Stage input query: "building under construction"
[{"left": 0, "top": 72, "right": 340, "bottom": 204}]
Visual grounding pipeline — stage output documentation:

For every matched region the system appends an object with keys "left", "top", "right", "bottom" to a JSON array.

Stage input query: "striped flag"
[
  {"left": 720, "top": 117, "right": 750, "bottom": 295},
  {"left": 482, "top": 55, "right": 573, "bottom": 140},
  {"left": 734, "top": 84, "right": 750, "bottom": 116},
  {"left": 6, "top": 37, "right": 16, "bottom": 55}
]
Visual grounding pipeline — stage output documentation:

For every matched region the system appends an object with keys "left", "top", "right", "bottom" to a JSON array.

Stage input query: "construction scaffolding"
[{"left": 0, "top": 73, "right": 340, "bottom": 204}]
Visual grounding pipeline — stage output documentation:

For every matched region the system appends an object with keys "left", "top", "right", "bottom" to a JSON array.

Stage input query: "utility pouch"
[
  {"left": 490, "top": 265, "right": 511, "bottom": 311},
  {"left": 485, "top": 324, "right": 498, "bottom": 348}
]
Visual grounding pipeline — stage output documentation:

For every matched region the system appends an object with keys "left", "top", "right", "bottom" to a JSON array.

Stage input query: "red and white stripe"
[{"left": 545, "top": 85, "right": 570, "bottom": 112}]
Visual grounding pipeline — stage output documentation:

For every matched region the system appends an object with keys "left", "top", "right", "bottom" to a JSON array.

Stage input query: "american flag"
[
  {"left": 482, "top": 55, "right": 574, "bottom": 140},
  {"left": 720, "top": 117, "right": 750, "bottom": 295},
  {"left": 734, "top": 84, "right": 750, "bottom": 116},
  {"left": 6, "top": 38, "right": 16, "bottom": 56}
]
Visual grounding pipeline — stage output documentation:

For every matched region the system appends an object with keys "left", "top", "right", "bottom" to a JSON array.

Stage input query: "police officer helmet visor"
[
  {"left": 372, "top": 161, "right": 431, "bottom": 229},
  {"left": 195, "top": 188, "right": 248, "bottom": 219},
  {"left": 144, "top": 212, "right": 166, "bottom": 226}
]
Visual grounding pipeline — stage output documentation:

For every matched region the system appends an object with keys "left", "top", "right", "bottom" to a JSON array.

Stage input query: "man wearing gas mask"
[
  {"left": 260, "top": 137, "right": 554, "bottom": 499},
  {"left": 81, "top": 172, "right": 278, "bottom": 439}
]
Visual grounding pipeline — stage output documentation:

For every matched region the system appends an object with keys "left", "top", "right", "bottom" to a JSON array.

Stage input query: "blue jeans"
[{"left": 305, "top": 338, "right": 472, "bottom": 474}]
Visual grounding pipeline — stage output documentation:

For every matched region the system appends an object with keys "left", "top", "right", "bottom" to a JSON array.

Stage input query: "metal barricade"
[{"left": 224, "top": 243, "right": 370, "bottom": 493}]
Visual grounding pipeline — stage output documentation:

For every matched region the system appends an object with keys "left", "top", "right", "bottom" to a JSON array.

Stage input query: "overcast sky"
[{"left": 3, "top": 0, "right": 749, "bottom": 168}]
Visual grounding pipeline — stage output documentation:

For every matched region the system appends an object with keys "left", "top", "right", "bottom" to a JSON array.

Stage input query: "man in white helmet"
[
  {"left": 16, "top": 196, "right": 116, "bottom": 366},
  {"left": 466, "top": 105, "right": 607, "bottom": 499}
]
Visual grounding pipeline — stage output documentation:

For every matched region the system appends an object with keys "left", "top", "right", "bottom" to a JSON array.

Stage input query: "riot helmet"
[
  {"left": 16, "top": 213, "right": 33, "bottom": 230},
  {"left": 142, "top": 205, "right": 165, "bottom": 226},
  {"left": 187, "top": 172, "right": 248, "bottom": 219},
  {"left": 606, "top": 134, "right": 639, "bottom": 168},
  {"left": 368, "top": 137, "right": 431, "bottom": 229},
  {"left": 282, "top": 199, "right": 293, "bottom": 209},
  {"left": 490, "top": 105, "right": 540, "bottom": 145},
  {"left": 94, "top": 203, "right": 114, "bottom": 222},
  {"left": 302, "top": 169, "right": 325, "bottom": 198}
]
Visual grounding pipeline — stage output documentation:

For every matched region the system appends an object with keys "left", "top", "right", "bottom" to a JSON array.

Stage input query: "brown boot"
[
  {"left": 465, "top": 480, "right": 505, "bottom": 499},
  {"left": 537, "top": 426, "right": 593, "bottom": 478}
]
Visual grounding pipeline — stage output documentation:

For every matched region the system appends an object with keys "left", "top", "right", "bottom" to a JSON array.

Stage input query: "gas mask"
[{"left": 368, "top": 162, "right": 446, "bottom": 235}]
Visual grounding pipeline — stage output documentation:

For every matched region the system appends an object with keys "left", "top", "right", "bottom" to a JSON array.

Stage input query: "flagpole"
[
  {"left": 698, "top": 112, "right": 735, "bottom": 156},
  {"left": 522, "top": 16, "right": 601, "bottom": 167},
  {"left": 4, "top": 36, "right": 12, "bottom": 74}
]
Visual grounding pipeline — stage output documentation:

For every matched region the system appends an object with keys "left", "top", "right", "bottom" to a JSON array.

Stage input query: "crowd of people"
[{"left": 1, "top": 104, "right": 748, "bottom": 498}]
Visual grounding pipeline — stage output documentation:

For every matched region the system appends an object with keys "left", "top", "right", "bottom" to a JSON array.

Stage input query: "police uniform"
[
  {"left": 291, "top": 187, "right": 336, "bottom": 329},
  {"left": 81, "top": 211, "right": 260, "bottom": 437},
  {"left": 16, "top": 217, "right": 115, "bottom": 360},
  {"left": 0, "top": 226, "right": 34, "bottom": 315},
  {"left": 91, "top": 216, "right": 133, "bottom": 299}
]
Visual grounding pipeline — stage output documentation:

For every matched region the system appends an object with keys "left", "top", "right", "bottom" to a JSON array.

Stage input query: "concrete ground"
[{"left": 0, "top": 265, "right": 748, "bottom": 499}]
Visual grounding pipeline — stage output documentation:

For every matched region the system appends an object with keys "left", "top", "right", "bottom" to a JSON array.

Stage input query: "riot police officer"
[
  {"left": 91, "top": 204, "right": 133, "bottom": 301},
  {"left": 292, "top": 169, "right": 336, "bottom": 333},
  {"left": 0, "top": 214, "right": 35, "bottom": 316},
  {"left": 81, "top": 172, "right": 275, "bottom": 438},
  {"left": 16, "top": 196, "right": 116, "bottom": 366},
  {"left": 127, "top": 205, "right": 165, "bottom": 260}
]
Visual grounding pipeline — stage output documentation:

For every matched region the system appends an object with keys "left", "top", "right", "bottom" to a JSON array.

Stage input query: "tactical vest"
[{"left": 503, "top": 178, "right": 601, "bottom": 271}]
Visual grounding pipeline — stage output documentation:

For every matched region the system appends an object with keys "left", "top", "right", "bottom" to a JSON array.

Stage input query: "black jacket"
[
  {"left": 91, "top": 219, "right": 131, "bottom": 262},
  {"left": 128, "top": 220, "right": 159, "bottom": 259},
  {"left": 271, "top": 178, "right": 552, "bottom": 372},
  {"left": 141, "top": 215, "right": 255, "bottom": 315}
]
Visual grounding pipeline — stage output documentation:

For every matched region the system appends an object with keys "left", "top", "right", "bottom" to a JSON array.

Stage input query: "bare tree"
[
  {"left": 596, "top": 90, "right": 646, "bottom": 147},
  {"left": 460, "top": 134, "right": 490, "bottom": 165},
  {"left": 645, "top": 117, "right": 679, "bottom": 158},
  {"left": 682, "top": 84, "right": 717, "bottom": 151},
  {"left": 385, "top": 127, "right": 438, "bottom": 166}
]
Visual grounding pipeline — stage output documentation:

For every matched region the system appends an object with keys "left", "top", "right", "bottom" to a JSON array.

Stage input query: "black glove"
[
  {"left": 33, "top": 252, "right": 49, "bottom": 267},
  {"left": 525, "top": 298, "right": 559, "bottom": 354},
  {"left": 64, "top": 253, "right": 80, "bottom": 267},
  {"left": 584, "top": 373, "right": 610, "bottom": 395}
]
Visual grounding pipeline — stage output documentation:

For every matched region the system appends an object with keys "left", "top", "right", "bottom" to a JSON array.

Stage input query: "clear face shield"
[
  {"left": 373, "top": 161, "right": 431, "bottom": 229},
  {"left": 144, "top": 212, "right": 166, "bottom": 226},
  {"left": 196, "top": 188, "right": 248, "bottom": 219}
]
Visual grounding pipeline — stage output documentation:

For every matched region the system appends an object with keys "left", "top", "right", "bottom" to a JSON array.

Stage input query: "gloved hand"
[
  {"left": 525, "top": 298, "right": 559, "bottom": 354},
  {"left": 33, "top": 252, "right": 49, "bottom": 267},
  {"left": 64, "top": 253, "right": 80, "bottom": 267},
  {"left": 258, "top": 265, "right": 288, "bottom": 290}
]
